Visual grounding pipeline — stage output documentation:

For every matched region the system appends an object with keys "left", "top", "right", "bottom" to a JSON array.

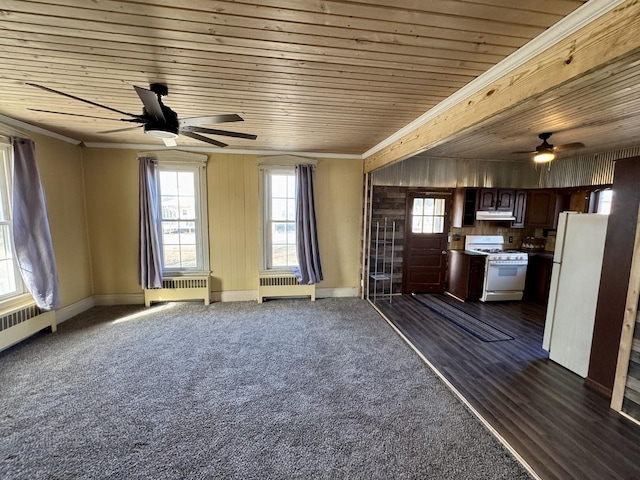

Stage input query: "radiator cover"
[
  {"left": 1, "top": 303, "right": 56, "bottom": 351},
  {"left": 144, "top": 276, "right": 210, "bottom": 307},
  {"left": 258, "top": 273, "right": 315, "bottom": 303}
]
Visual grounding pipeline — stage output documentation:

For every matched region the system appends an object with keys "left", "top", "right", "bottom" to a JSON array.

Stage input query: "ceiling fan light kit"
[
  {"left": 26, "top": 82, "right": 256, "bottom": 148},
  {"left": 533, "top": 151, "right": 555, "bottom": 163},
  {"left": 513, "top": 132, "right": 584, "bottom": 163}
]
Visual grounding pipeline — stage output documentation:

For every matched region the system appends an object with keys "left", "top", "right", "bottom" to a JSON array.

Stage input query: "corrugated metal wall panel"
[
  {"left": 537, "top": 147, "right": 640, "bottom": 188},
  {"left": 373, "top": 147, "right": 640, "bottom": 189},
  {"left": 372, "top": 156, "right": 538, "bottom": 188}
]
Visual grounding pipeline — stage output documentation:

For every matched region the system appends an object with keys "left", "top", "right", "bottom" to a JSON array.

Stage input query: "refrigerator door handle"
[{"left": 542, "top": 261, "right": 562, "bottom": 351}]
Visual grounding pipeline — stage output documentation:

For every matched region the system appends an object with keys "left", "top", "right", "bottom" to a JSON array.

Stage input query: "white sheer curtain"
[
  {"left": 11, "top": 137, "right": 60, "bottom": 310},
  {"left": 139, "top": 157, "right": 162, "bottom": 289},
  {"left": 294, "top": 164, "right": 323, "bottom": 284}
]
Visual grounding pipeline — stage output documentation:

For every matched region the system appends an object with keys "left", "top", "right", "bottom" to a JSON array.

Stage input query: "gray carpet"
[{"left": 0, "top": 298, "right": 530, "bottom": 479}]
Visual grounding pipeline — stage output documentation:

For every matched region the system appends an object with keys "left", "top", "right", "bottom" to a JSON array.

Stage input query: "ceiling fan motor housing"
[{"left": 144, "top": 104, "right": 179, "bottom": 137}]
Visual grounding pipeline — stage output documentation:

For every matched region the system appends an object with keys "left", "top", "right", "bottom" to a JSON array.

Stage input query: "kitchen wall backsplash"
[{"left": 449, "top": 224, "right": 540, "bottom": 250}]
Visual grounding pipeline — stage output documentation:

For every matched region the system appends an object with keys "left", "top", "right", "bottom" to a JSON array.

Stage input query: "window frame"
[
  {"left": 0, "top": 141, "right": 26, "bottom": 302},
  {"left": 257, "top": 155, "right": 317, "bottom": 273},
  {"left": 595, "top": 188, "right": 613, "bottom": 215},
  {"left": 140, "top": 150, "right": 210, "bottom": 277},
  {"left": 261, "top": 166, "right": 297, "bottom": 271}
]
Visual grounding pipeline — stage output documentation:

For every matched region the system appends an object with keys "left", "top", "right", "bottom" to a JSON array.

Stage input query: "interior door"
[{"left": 402, "top": 192, "right": 450, "bottom": 293}]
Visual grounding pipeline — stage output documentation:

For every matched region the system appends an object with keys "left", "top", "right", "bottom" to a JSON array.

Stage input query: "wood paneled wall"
[
  {"left": 208, "top": 153, "right": 259, "bottom": 293},
  {"left": 369, "top": 186, "right": 405, "bottom": 297},
  {"left": 589, "top": 157, "right": 640, "bottom": 395},
  {"left": 622, "top": 297, "right": 640, "bottom": 420}
]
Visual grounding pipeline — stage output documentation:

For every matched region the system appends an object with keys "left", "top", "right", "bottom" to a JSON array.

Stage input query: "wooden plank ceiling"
[{"left": 0, "top": 0, "right": 587, "bottom": 154}]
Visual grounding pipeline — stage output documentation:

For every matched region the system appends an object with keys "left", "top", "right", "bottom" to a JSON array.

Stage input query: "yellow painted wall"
[
  {"left": 31, "top": 133, "right": 93, "bottom": 306},
  {"left": 83, "top": 148, "right": 140, "bottom": 295},
  {"left": 315, "top": 157, "right": 363, "bottom": 289},
  {"left": 208, "top": 153, "right": 259, "bottom": 293},
  {"left": 83, "top": 148, "right": 363, "bottom": 297}
]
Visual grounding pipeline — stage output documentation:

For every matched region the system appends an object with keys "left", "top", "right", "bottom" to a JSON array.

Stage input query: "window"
[
  {"left": 595, "top": 189, "right": 612, "bottom": 215},
  {"left": 411, "top": 197, "right": 445, "bottom": 233},
  {"left": 0, "top": 143, "right": 23, "bottom": 300},
  {"left": 153, "top": 156, "right": 209, "bottom": 274},
  {"left": 264, "top": 169, "right": 297, "bottom": 269}
]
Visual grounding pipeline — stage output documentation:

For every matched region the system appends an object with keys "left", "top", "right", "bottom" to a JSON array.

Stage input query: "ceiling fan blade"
[
  {"left": 98, "top": 125, "right": 144, "bottom": 134},
  {"left": 182, "top": 126, "right": 257, "bottom": 140},
  {"left": 554, "top": 142, "right": 586, "bottom": 151},
  {"left": 180, "top": 114, "right": 243, "bottom": 127},
  {"left": 182, "top": 131, "right": 228, "bottom": 148},
  {"left": 511, "top": 150, "right": 535, "bottom": 154},
  {"left": 28, "top": 108, "right": 134, "bottom": 122},
  {"left": 162, "top": 138, "right": 177, "bottom": 147},
  {"left": 133, "top": 86, "right": 165, "bottom": 121},
  {"left": 27, "top": 83, "right": 138, "bottom": 118}
]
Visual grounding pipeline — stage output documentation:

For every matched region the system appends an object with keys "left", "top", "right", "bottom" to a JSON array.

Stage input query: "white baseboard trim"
[
  {"left": 316, "top": 287, "right": 359, "bottom": 298},
  {"left": 55, "top": 297, "right": 96, "bottom": 325},
  {"left": 94, "top": 294, "right": 145, "bottom": 306},
  {"left": 89, "top": 287, "right": 359, "bottom": 306},
  {"left": 211, "top": 290, "right": 257, "bottom": 302}
]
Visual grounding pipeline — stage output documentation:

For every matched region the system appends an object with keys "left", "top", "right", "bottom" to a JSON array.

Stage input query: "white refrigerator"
[{"left": 542, "top": 212, "right": 609, "bottom": 377}]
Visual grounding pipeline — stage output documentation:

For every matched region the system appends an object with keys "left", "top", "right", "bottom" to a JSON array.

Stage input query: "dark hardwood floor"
[{"left": 373, "top": 294, "right": 640, "bottom": 480}]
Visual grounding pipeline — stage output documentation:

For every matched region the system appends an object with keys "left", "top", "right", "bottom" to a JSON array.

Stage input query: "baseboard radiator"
[
  {"left": 0, "top": 303, "right": 56, "bottom": 352},
  {"left": 258, "top": 273, "right": 315, "bottom": 303},
  {"left": 144, "top": 276, "right": 211, "bottom": 307}
]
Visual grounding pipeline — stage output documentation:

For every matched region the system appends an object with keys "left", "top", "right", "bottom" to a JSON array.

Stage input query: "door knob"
[{"left": 442, "top": 250, "right": 447, "bottom": 254}]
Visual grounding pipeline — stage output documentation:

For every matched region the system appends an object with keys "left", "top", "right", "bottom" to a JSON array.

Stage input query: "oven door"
[{"left": 483, "top": 262, "right": 527, "bottom": 301}]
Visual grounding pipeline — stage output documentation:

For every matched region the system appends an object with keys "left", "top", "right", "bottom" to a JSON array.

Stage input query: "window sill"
[
  {"left": 259, "top": 268, "right": 298, "bottom": 276},
  {"left": 0, "top": 293, "right": 36, "bottom": 316},
  {"left": 162, "top": 270, "right": 211, "bottom": 279}
]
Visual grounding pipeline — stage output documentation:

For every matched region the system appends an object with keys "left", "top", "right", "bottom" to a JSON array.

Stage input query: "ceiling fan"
[
  {"left": 26, "top": 82, "right": 257, "bottom": 147},
  {"left": 513, "top": 132, "right": 585, "bottom": 163}
]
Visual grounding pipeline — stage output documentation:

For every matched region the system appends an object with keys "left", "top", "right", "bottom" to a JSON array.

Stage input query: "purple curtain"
[
  {"left": 139, "top": 157, "right": 162, "bottom": 289},
  {"left": 11, "top": 137, "right": 61, "bottom": 310},
  {"left": 294, "top": 164, "right": 323, "bottom": 284}
]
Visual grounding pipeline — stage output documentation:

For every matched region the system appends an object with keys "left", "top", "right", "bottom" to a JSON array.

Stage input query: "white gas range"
[{"left": 465, "top": 235, "right": 528, "bottom": 302}]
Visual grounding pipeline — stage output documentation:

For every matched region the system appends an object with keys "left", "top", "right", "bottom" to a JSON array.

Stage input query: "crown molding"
[
  {"left": 84, "top": 142, "right": 362, "bottom": 159},
  {"left": 137, "top": 149, "right": 208, "bottom": 164},
  {"left": 0, "top": 114, "right": 81, "bottom": 145},
  {"left": 362, "top": 0, "right": 627, "bottom": 159}
]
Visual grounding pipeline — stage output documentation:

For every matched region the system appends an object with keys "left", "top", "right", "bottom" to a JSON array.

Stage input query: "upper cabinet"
[
  {"left": 452, "top": 188, "right": 478, "bottom": 228},
  {"left": 452, "top": 186, "right": 609, "bottom": 231},
  {"left": 512, "top": 190, "right": 527, "bottom": 228},
  {"left": 477, "top": 189, "right": 515, "bottom": 211},
  {"left": 525, "top": 190, "right": 563, "bottom": 229}
]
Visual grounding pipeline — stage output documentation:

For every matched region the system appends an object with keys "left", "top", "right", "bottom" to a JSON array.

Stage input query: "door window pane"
[{"left": 411, "top": 197, "right": 446, "bottom": 233}]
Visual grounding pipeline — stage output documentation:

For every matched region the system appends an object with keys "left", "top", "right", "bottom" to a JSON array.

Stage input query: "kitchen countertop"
[
  {"left": 449, "top": 249, "right": 488, "bottom": 256},
  {"left": 523, "top": 251, "right": 554, "bottom": 259}
]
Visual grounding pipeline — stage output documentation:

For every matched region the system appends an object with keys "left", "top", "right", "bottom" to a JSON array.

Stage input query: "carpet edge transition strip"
[{"left": 367, "top": 299, "right": 541, "bottom": 480}]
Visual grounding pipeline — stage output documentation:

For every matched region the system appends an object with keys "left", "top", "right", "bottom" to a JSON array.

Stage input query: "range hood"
[{"left": 475, "top": 210, "right": 516, "bottom": 222}]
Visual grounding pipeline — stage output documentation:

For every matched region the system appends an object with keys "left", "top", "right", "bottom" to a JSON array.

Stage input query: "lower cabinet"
[
  {"left": 523, "top": 252, "right": 554, "bottom": 306},
  {"left": 447, "top": 250, "right": 486, "bottom": 301}
]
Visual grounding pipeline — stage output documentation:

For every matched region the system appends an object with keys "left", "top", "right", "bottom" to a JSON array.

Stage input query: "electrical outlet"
[{"left": 509, "top": 236, "right": 513, "bottom": 243}]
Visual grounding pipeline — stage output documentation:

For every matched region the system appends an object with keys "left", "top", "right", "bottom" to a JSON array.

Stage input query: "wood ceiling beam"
[{"left": 363, "top": 0, "right": 640, "bottom": 173}]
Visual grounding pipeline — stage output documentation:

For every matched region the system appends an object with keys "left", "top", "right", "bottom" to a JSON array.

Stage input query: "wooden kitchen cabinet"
[
  {"left": 451, "top": 188, "right": 478, "bottom": 228},
  {"left": 512, "top": 190, "right": 527, "bottom": 228},
  {"left": 477, "top": 189, "right": 515, "bottom": 211},
  {"left": 526, "top": 190, "right": 562, "bottom": 229},
  {"left": 523, "top": 252, "right": 554, "bottom": 308},
  {"left": 447, "top": 250, "right": 486, "bottom": 301}
]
